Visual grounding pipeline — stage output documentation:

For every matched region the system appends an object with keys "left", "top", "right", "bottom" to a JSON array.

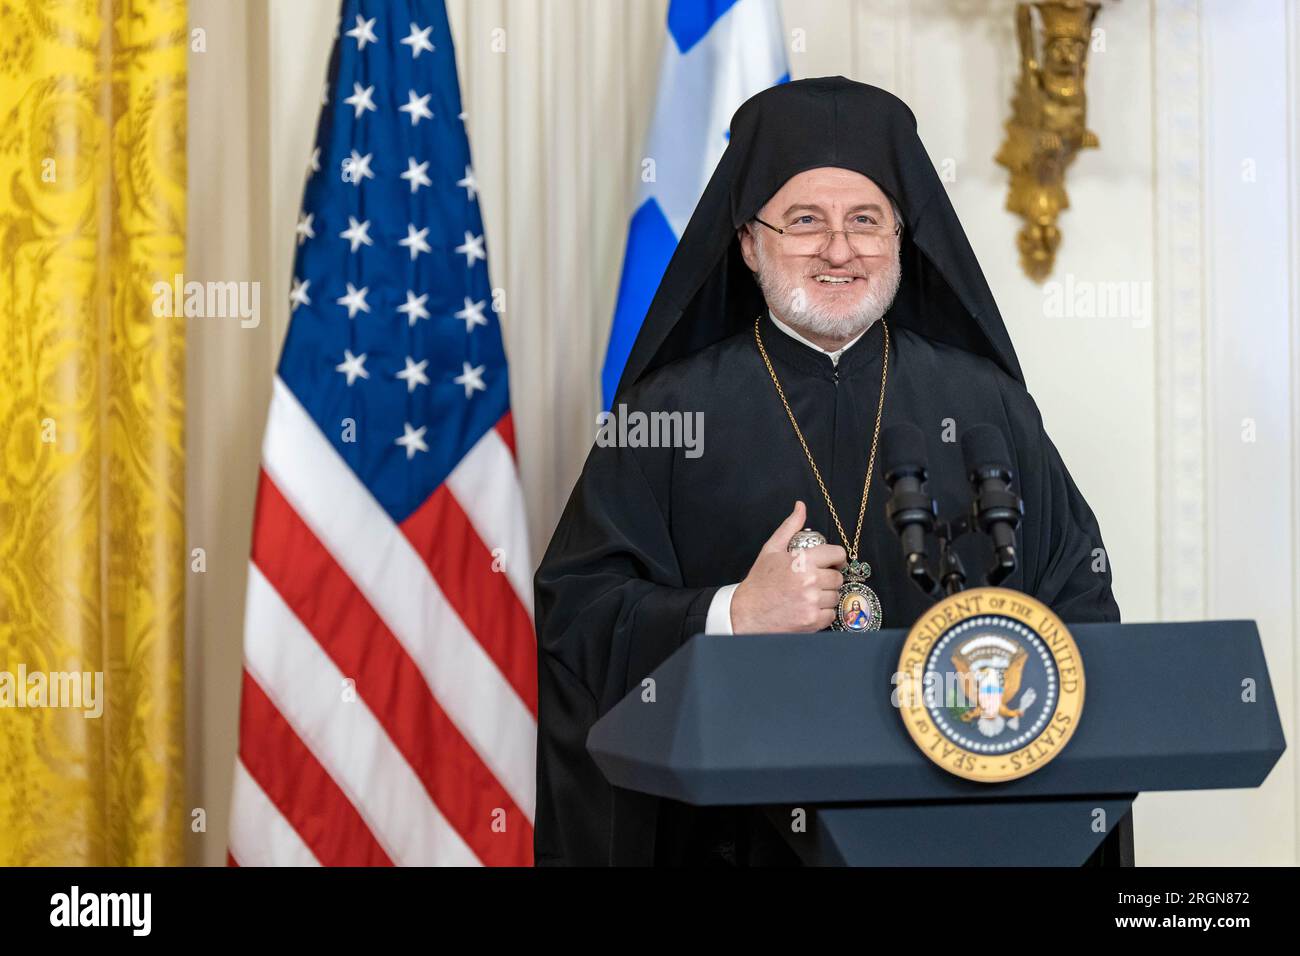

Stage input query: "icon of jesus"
[{"left": 843, "top": 596, "right": 869, "bottom": 630}]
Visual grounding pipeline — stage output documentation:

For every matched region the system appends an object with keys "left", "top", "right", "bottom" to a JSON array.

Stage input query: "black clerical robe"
[{"left": 533, "top": 313, "right": 1126, "bottom": 866}]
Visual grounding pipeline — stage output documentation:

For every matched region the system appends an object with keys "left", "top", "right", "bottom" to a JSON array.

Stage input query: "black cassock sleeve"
[
  {"left": 997, "top": 373, "right": 1121, "bottom": 626},
  {"left": 533, "top": 435, "right": 718, "bottom": 864},
  {"left": 535, "top": 437, "right": 718, "bottom": 710}
]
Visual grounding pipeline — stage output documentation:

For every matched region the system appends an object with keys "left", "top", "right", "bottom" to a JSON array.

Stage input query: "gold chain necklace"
[{"left": 754, "top": 314, "right": 890, "bottom": 632}]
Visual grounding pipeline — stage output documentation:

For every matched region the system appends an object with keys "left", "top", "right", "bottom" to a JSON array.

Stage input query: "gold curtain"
[{"left": 0, "top": 0, "right": 186, "bottom": 865}]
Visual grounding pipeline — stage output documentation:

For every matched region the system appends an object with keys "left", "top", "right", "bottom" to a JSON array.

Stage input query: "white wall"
[
  {"left": 1142, "top": 0, "right": 1298, "bottom": 865},
  {"left": 187, "top": 0, "right": 1299, "bottom": 865}
]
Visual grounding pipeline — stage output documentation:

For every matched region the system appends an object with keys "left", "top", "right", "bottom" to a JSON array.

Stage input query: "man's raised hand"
[{"left": 730, "top": 500, "right": 846, "bottom": 634}]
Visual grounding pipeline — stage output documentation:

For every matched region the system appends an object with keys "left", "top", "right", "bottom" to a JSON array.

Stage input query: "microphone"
[
  {"left": 960, "top": 424, "right": 1024, "bottom": 586},
  {"left": 881, "top": 423, "right": 937, "bottom": 595}
]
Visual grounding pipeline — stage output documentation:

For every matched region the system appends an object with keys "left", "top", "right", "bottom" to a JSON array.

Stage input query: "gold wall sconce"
[{"left": 995, "top": 1, "right": 1102, "bottom": 281}]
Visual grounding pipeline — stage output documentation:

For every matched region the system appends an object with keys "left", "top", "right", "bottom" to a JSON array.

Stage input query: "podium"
[{"left": 587, "top": 620, "right": 1286, "bottom": 865}]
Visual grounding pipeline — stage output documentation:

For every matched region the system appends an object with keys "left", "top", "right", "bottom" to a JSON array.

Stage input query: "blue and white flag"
[{"left": 600, "top": 0, "right": 788, "bottom": 408}]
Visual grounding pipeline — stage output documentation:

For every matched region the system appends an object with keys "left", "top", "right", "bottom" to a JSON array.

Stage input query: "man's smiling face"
[{"left": 739, "top": 166, "right": 903, "bottom": 350}]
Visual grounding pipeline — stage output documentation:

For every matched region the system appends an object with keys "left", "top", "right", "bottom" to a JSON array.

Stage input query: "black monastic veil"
[{"left": 533, "top": 77, "right": 1128, "bottom": 866}]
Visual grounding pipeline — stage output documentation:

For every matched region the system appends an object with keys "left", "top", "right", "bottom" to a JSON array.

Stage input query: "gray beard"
[{"left": 755, "top": 242, "right": 902, "bottom": 345}]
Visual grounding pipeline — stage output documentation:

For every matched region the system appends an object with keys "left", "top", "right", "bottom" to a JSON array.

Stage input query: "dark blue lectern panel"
[
  {"left": 767, "top": 799, "right": 1135, "bottom": 866},
  {"left": 587, "top": 620, "right": 1285, "bottom": 806}
]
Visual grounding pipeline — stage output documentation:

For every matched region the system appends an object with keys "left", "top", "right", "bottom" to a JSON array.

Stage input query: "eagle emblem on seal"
[{"left": 951, "top": 634, "right": 1039, "bottom": 738}]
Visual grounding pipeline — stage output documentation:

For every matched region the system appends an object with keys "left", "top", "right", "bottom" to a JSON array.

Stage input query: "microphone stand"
[
  {"left": 903, "top": 510, "right": 1018, "bottom": 598},
  {"left": 934, "top": 516, "right": 972, "bottom": 596},
  {"left": 884, "top": 441, "right": 1023, "bottom": 600}
]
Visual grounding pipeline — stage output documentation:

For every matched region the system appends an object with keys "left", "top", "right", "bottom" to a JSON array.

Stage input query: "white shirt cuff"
[{"left": 705, "top": 583, "right": 739, "bottom": 635}]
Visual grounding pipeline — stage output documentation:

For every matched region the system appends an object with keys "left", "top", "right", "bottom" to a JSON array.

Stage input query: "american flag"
[{"left": 229, "top": 0, "right": 536, "bottom": 866}]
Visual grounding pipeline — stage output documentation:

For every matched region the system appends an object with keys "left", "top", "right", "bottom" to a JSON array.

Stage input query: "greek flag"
[{"left": 600, "top": 0, "right": 789, "bottom": 408}]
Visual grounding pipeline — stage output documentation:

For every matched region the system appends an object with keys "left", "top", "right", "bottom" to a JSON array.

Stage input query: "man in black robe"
[{"left": 533, "top": 77, "right": 1130, "bottom": 866}]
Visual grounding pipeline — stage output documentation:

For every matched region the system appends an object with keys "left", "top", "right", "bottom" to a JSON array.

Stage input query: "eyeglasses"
[{"left": 752, "top": 213, "right": 901, "bottom": 257}]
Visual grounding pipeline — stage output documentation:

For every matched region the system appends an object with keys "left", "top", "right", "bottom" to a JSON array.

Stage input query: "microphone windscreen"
[
  {"left": 881, "top": 423, "right": 928, "bottom": 480},
  {"left": 961, "top": 424, "right": 1011, "bottom": 473}
]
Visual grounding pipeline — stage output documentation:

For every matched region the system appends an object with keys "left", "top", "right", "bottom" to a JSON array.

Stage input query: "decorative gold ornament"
[
  {"left": 995, "top": 2, "right": 1101, "bottom": 281},
  {"left": 895, "top": 587, "right": 1085, "bottom": 783}
]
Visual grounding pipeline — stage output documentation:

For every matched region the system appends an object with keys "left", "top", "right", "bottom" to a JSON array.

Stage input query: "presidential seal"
[{"left": 894, "top": 587, "right": 1084, "bottom": 783}]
